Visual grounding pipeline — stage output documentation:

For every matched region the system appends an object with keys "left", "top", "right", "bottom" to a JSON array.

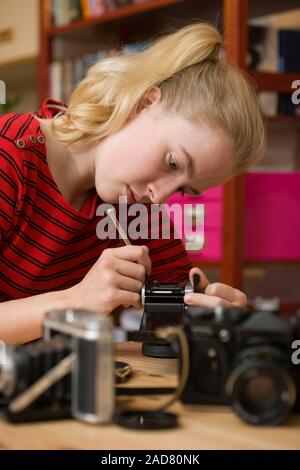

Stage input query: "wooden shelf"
[
  {"left": 251, "top": 70, "right": 300, "bottom": 94},
  {"left": 47, "top": 0, "right": 185, "bottom": 36},
  {"left": 264, "top": 114, "right": 300, "bottom": 124}
]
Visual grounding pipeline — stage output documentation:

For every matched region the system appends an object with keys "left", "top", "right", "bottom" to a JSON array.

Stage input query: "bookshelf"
[
  {"left": 251, "top": 70, "right": 300, "bottom": 93},
  {"left": 39, "top": 0, "right": 300, "bottom": 309}
]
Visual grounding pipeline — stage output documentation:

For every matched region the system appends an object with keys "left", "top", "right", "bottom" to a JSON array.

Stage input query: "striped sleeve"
[{"left": 0, "top": 135, "right": 24, "bottom": 241}]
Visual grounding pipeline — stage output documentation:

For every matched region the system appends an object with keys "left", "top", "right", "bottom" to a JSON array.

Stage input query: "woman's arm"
[
  {"left": 0, "top": 245, "right": 151, "bottom": 344},
  {"left": 0, "top": 288, "right": 73, "bottom": 344}
]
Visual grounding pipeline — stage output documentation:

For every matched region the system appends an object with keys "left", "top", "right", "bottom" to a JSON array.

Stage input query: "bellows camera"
[
  {"left": 0, "top": 309, "right": 115, "bottom": 424},
  {"left": 181, "top": 299, "right": 300, "bottom": 425}
]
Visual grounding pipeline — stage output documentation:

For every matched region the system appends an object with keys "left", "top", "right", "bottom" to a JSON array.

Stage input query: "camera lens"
[
  {"left": 227, "top": 360, "right": 296, "bottom": 425},
  {"left": 243, "top": 375, "right": 276, "bottom": 406}
]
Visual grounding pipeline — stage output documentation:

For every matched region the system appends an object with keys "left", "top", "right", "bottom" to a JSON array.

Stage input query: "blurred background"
[{"left": 0, "top": 0, "right": 299, "bottom": 312}]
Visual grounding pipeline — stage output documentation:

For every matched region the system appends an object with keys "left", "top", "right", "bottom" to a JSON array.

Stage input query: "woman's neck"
[{"left": 37, "top": 118, "right": 96, "bottom": 210}]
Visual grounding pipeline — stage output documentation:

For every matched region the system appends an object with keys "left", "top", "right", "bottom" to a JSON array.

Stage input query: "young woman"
[{"left": 0, "top": 23, "right": 265, "bottom": 343}]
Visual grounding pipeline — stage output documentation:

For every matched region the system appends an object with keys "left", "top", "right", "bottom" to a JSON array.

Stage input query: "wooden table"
[{"left": 0, "top": 342, "right": 299, "bottom": 450}]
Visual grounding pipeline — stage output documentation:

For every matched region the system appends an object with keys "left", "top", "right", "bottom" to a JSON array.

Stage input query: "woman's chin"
[{"left": 96, "top": 187, "right": 114, "bottom": 204}]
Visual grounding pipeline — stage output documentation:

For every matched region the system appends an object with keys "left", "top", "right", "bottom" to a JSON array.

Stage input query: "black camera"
[
  {"left": 140, "top": 279, "right": 194, "bottom": 358},
  {"left": 180, "top": 299, "right": 300, "bottom": 425}
]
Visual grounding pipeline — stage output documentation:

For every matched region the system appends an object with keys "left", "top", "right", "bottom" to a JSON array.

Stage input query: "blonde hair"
[{"left": 49, "top": 23, "right": 265, "bottom": 173}]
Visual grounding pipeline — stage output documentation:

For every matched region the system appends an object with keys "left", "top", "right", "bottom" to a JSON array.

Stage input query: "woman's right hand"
[{"left": 67, "top": 245, "right": 151, "bottom": 315}]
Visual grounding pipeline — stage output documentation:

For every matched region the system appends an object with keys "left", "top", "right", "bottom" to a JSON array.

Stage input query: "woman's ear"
[{"left": 135, "top": 86, "right": 163, "bottom": 115}]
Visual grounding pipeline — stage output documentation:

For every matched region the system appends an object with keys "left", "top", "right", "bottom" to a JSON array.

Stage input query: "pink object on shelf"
[
  {"left": 167, "top": 173, "right": 300, "bottom": 262},
  {"left": 245, "top": 172, "right": 300, "bottom": 261},
  {"left": 191, "top": 229, "right": 222, "bottom": 261}
]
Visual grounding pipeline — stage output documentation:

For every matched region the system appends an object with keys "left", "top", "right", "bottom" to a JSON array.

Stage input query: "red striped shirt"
[{"left": 0, "top": 99, "right": 192, "bottom": 301}]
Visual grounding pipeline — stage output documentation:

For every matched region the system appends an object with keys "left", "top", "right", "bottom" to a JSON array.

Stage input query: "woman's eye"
[{"left": 168, "top": 155, "right": 178, "bottom": 171}]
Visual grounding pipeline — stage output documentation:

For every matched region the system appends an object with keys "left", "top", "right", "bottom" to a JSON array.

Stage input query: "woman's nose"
[{"left": 147, "top": 180, "right": 180, "bottom": 204}]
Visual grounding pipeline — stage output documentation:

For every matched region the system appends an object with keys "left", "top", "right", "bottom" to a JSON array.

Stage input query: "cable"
[{"left": 152, "top": 326, "right": 189, "bottom": 411}]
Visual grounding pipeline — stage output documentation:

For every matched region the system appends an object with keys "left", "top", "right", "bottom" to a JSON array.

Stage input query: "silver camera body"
[{"left": 43, "top": 309, "right": 115, "bottom": 424}]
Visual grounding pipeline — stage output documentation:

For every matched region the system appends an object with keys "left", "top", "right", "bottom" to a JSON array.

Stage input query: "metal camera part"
[
  {"left": 253, "top": 297, "right": 280, "bottom": 313},
  {"left": 184, "top": 283, "right": 194, "bottom": 296},
  {"left": 0, "top": 344, "right": 17, "bottom": 397},
  {"left": 44, "top": 309, "right": 115, "bottom": 424},
  {"left": 141, "top": 284, "right": 146, "bottom": 306},
  {"left": 140, "top": 280, "right": 193, "bottom": 358}
]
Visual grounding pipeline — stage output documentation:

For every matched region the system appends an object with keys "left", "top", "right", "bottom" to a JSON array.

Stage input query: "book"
[
  {"left": 278, "top": 29, "right": 300, "bottom": 116},
  {"left": 67, "top": 0, "right": 82, "bottom": 23},
  {"left": 279, "top": 29, "right": 300, "bottom": 73},
  {"left": 50, "top": 61, "right": 64, "bottom": 102},
  {"left": 105, "top": 0, "right": 133, "bottom": 9},
  {"left": 248, "top": 25, "right": 279, "bottom": 116},
  {"left": 278, "top": 94, "right": 300, "bottom": 117},
  {"left": 89, "top": 0, "right": 106, "bottom": 16}
]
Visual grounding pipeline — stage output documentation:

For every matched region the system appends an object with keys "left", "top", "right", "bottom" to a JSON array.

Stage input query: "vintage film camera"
[
  {"left": 0, "top": 309, "right": 115, "bottom": 423},
  {"left": 180, "top": 299, "right": 300, "bottom": 425},
  {"left": 140, "top": 279, "right": 194, "bottom": 358},
  {"left": 0, "top": 304, "right": 182, "bottom": 428}
]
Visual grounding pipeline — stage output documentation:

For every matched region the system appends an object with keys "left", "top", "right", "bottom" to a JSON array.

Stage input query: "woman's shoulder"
[
  {"left": 0, "top": 111, "right": 32, "bottom": 177},
  {"left": 0, "top": 98, "right": 67, "bottom": 193},
  {"left": 0, "top": 110, "right": 33, "bottom": 143},
  {"left": 0, "top": 110, "right": 39, "bottom": 181},
  {"left": 0, "top": 98, "right": 64, "bottom": 144}
]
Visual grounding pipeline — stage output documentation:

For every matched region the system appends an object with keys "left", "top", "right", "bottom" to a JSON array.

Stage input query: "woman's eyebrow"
[{"left": 180, "top": 145, "right": 202, "bottom": 196}]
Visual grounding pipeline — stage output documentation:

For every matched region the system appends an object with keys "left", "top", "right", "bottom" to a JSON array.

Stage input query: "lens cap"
[{"left": 115, "top": 410, "right": 178, "bottom": 430}]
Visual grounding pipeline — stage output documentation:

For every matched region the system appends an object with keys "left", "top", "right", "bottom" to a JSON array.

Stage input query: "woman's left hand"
[{"left": 184, "top": 267, "right": 247, "bottom": 309}]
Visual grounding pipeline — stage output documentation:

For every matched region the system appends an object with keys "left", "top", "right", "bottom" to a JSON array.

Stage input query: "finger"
[
  {"left": 138, "top": 246, "right": 152, "bottom": 277},
  {"left": 114, "top": 259, "right": 147, "bottom": 283},
  {"left": 184, "top": 292, "right": 231, "bottom": 309},
  {"left": 109, "top": 245, "right": 151, "bottom": 276},
  {"left": 117, "top": 290, "right": 142, "bottom": 310},
  {"left": 205, "top": 283, "right": 247, "bottom": 307},
  {"left": 115, "top": 272, "right": 143, "bottom": 294},
  {"left": 189, "top": 267, "right": 210, "bottom": 292}
]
